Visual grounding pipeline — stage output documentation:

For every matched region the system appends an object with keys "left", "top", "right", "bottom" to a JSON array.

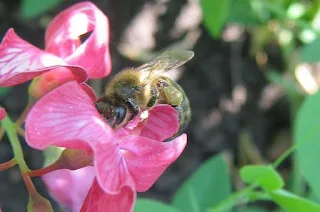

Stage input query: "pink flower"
[
  {"left": 0, "top": 2, "right": 111, "bottom": 98},
  {"left": 0, "top": 107, "right": 6, "bottom": 120},
  {"left": 25, "top": 81, "right": 187, "bottom": 211}
]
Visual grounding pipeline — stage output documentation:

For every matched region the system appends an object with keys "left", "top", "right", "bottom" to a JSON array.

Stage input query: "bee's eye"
[
  {"left": 114, "top": 106, "right": 126, "bottom": 125},
  {"left": 95, "top": 99, "right": 127, "bottom": 128}
]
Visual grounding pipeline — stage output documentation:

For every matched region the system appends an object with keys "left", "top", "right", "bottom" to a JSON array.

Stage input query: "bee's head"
[{"left": 95, "top": 98, "right": 127, "bottom": 128}]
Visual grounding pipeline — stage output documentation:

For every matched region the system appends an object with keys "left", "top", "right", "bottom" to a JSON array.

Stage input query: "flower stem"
[
  {"left": 16, "top": 99, "right": 34, "bottom": 126},
  {"left": 22, "top": 173, "right": 37, "bottom": 194},
  {"left": 28, "top": 163, "right": 59, "bottom": 177},
  {"left": 209, "top": 184, "right": 257, "bottom": 212},
  {"left": 272, "top": 145, "right": 296, "bottom": 168},
  {"left": 16, "top": 125, "right": 25, "bottom": 138},
  {"left": 2, "top": 115, "right": 30, "bottom": 173},
  {"left": 0, "top": 158, "right": 17, "bottom": 171},
  {"left": 0, "top": 127, "right": 5, "bottom": 142}
]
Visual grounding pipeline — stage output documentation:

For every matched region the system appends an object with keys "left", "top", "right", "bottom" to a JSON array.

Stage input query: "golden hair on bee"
[{"left": 95, "top": 50, "right": 194, "bottom": 131}]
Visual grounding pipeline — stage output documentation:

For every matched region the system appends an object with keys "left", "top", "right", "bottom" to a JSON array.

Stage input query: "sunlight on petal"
[{"left": 69, "top": 13, "right": 90, "bottom": 39}]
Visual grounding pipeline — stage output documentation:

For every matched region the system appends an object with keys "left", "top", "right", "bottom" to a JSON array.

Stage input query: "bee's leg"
[
  {"left": 126, "top": 98, "right": 140, "bottom": 120},
  {"left": 147, "top": 84, "right": 158, "bottom": 107},
  {"left": 157, "top": 78, "right": 183, "bottom": 106}
]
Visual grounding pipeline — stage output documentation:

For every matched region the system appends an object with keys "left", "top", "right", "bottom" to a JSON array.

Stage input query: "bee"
[{"left": 95, "top": 50, "right": 194, "bottom": 132}]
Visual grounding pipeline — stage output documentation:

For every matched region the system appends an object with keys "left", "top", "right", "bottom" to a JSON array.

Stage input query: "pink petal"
[
  {"left": 42, "top": 167, "right": 95, "bottom": 212},
  {"left": 140, "top": 105, "right": 179, "bottom": 141},
  {"left": 0, "top": 108, "right": 6, "bottom": 120},
  {"left": 25, "top": 81, "right": 112, "bottom": 150},
  {"left": 94, "top": 134, "right": 187, "bottom": 193},
  {"left": 120, "top": 134, "right": 187, "bottom": 192},
  {"left": 80, "top": 179, "right": 135, "bottom": 212},
  {"left": 0, "top": 29, "right": 87, "bottom": 86},
  {"left": 93, "top": 141, "right": 136, "bottom": 194},
  {"left": 29, "top": 67, "right": 87, "bottom": 99},
  {"left": 45, "top": 2, "right": 111, "bottom": 78},
  {"left": 79, "top": 83, "right": 97, "bottom": 102}
]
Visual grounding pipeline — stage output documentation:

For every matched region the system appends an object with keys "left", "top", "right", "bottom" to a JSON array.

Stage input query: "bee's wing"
[{"left": 136, "top": 50, "right": 194, "bottom": 85}]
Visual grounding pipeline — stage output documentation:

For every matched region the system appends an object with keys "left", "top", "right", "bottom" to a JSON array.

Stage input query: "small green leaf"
[
  {"left": 300, "top": 39, "right": 320, "bottom": 62},
  {"left": 134, "top": 199, "right": 179, "bottom": 212},
  {"left": 200, "top": 0, "right": 231, "bottom": 38},
  {"left": 270, "top": 189, "right": 320, "bottom": 212},
  {"left": 172, "top": 154, "right": 231, "bottom": 212},
  {"left": 295, "top": 90, "right": 320, "bottom": 199},
  {"left": 240, "top": 165, "right": 284, "bottom": 191},
  {"left": 21, "top": 0, "right": 62, "bottom": 18}
]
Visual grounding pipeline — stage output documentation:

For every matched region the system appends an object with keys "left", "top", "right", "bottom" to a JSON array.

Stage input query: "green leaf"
[
  {"left": 21, "top": 0, "right": 62, "bottom": 18},
  {"left": 134, "top": 199, "right": 179, "bottom": 212},
  {"left": 172, "top": 154, "right": 231, "bottom": 212},
  {"left": 200, "top": 0, "right": 231, "bottom": 38},
  {"left": 299, "top": 39, "right": 320, "bottom": 62},
  {"left": 295, "top": 90, "right": 320, "bottom": 199},
  {"left": 270, "top": 189, "right": 320, "bottom": 212},
  {"left": 240, "top": 165, "right": 284, "bottom": 191},
  {"left": 228, "top": 0, "right": 260, "bottom": 26}
]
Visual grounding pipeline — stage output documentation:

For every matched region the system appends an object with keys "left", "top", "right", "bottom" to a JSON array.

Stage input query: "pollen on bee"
[{"left": 140, "top": 110, "right": 149, "bottom": 120}]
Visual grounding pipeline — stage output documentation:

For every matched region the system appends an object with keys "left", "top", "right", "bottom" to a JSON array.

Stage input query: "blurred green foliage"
[
  {"left": 172, "top": 154, "right": 231, "bottom": 212},
  {"left": 21, "top": 0, "right": 62, "bottom": 18},
  {"left": 18, "top": 0, "right": 320, "bottom": 210}
]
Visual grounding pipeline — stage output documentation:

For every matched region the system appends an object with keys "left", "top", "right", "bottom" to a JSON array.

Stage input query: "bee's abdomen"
[{"left": 174, "top": 95, "right": 191, "bottom": 133}]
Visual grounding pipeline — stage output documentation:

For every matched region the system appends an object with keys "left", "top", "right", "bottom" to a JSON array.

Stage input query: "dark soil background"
[{"left": 0, "top": 0, "right": 291, "bottom": 211}]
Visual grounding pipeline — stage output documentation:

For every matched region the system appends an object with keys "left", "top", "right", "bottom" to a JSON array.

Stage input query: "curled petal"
[
  {"left": 0, "top": 29, "right": 87, "bottom": 86},
  {"left": 0, "top": 108, "right": 6, "bottom": 120},
  {"left": 42, "top": 167, "right": 95, "bottom": 212},
  {"left": 45, "top": 2, "right": 111, "bottom": 78},
  {"left": 25, "top": 81, "right": 112, "bottom": 150},
  {"left": 79, "top": 83, "right": 97, "bottom": 102},
  {"left": 80, "top": 179, "right": 135, "bottom": 212},
  {"left": 140, "top": 105, "right": 179, "bottom": 141},
  {"left": 120, "top": 134, "right": 187, "bottom": 192}
]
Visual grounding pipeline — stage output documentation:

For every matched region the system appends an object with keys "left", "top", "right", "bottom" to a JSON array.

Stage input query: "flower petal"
[
  {"left": 0, "top": 29, "right": 87, "bottom": 86},
  {"left": 94, "top": 134, "right": 187, "bottom": 193},
  {"left": 25, "top": 81, "right": 112, "bottom": 150},
  {"left": 45, "top": 2, "right": 111, "bottom": 78},
  {"left": 79, "top": 83, "right": 97, "bottom": 102},
  {"left": 140, "top": 105, "right": 179, "bottom": 141},
  {"left": 120, "top": 134, "right": 187, "bottom": 192},
  {"left": 93, "top": 141, "right": 135, "bottom": 194},
  {"left": 42, "top": 167, "right": 95, "bottom": 212},
  {"left": 80, "top": 179, "right": 135, "bottom": 212}
]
